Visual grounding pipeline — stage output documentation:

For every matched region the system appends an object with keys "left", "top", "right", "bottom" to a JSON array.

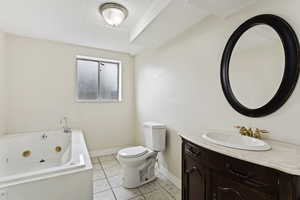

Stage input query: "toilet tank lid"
[{"left": 143, "top": 122, "right": 165, "bottom": 129}]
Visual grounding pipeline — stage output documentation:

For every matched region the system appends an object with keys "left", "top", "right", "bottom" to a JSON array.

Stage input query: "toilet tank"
[{"left": 143, "top": 122, "right": 166, "bottom": 152}]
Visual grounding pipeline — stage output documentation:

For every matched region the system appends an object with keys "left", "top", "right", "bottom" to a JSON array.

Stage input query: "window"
[{"left": 76, "top": 56, "right": 121, "bottom": 102}]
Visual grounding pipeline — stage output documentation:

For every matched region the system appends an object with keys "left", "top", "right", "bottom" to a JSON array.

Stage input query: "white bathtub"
[{"left": 0, "top": 129, "right": 93, "bottom": 200}]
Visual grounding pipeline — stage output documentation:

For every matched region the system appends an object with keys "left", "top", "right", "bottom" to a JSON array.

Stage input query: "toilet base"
[{"left": 120, "top": 153, "right": 158, "bottom": 188}]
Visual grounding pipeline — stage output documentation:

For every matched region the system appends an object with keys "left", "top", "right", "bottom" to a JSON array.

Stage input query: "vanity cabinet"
[
  {"left": 182, "top": 138, "right": 300, "bottom": 200},
  {"left": 183, "top": 155, "right": 205, "bottom": 200}
]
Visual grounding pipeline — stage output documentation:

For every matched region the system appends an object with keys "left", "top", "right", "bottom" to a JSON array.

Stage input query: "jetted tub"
[{"left": 0, "top": 129, "right": 93, "bottom": 200}]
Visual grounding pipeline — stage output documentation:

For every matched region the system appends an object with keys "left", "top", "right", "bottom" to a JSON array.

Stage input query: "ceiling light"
[{"left": 99, "top": 3, "right": 128, "bottom": 27}]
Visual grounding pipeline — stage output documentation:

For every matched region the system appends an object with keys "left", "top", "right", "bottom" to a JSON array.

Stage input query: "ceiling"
[{"left": 0, "top": 0, "right": 258, "bottom": 55}]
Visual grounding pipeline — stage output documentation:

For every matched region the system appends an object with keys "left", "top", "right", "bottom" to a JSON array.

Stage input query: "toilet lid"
[{"left": 119, "top": 146, "right": 148, "bottom": 158}]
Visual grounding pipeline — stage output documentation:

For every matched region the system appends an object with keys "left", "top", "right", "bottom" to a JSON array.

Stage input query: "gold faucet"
[{"left": 234, "top": 126, "right": 269, "bottom": 139}]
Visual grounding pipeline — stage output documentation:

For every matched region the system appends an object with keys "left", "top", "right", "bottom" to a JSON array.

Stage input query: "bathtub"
[{"left": 0, "top": 129, "right": 93, "bottom": 200}]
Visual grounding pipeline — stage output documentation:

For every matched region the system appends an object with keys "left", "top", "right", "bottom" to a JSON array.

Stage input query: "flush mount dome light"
[{"left": 99, "top": 2, "right": 128, "bottom": 26}]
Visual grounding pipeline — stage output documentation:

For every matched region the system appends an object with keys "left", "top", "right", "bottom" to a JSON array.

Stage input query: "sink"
[{"left": 202, "top": 132, "right": 271, "bottom": 151}]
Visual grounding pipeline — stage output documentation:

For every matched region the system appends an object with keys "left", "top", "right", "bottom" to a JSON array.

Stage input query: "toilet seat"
[{"left": 119, "top": 146, "right": 148, "bottom": 158}]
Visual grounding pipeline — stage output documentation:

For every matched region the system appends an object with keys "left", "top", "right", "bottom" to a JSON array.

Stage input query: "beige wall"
[
  {"left": 135, "top": 0, "right": 300, "bottom": 179},
  {"left": 0, "top": 32, "right": 7, "bottom": 135},
  {"left": 5, "top": 35, "right": 136, "bottom": 151},
  {"left": 230, "top": 42, "right": 284, "bottom": 108}
]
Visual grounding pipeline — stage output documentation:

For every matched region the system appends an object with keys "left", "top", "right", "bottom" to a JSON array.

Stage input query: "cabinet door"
[
  {"left": 211, "top": 173, "right": 276, "bottom": 200},
  {"left": 183, "top": 155, "right": 205, "bottom": 200}
]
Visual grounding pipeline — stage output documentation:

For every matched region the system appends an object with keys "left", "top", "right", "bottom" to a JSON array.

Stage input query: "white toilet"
[{"left": 117, "top": 122, "right": 166, "bottom": 188}]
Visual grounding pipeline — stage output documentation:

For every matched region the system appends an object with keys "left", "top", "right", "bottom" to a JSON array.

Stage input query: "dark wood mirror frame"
[{"left": 221, "top": 14, "right": 300, "bottom": 117}]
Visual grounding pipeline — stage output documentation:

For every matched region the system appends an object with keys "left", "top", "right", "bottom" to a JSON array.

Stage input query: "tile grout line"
[
  {"left": 97, "top": 156, "right": 118, "bottom": 200},
  {"left": 137, "top": 187, "right": 147, "bottom": 199},
  {"left": 155, "top": 174, "right": 177, "bottom": 200},
  {"left": 93, "top": 161, "right": 106, "bottom": 181},
  {"left": 137, "top": 179, "right": 162, "bottom": 199},
  {"left": 93, "top": 159, "right": 112, "bottom": 196},
  {"left": 152, "top": 166, "right": 176, "bottom": 199}
]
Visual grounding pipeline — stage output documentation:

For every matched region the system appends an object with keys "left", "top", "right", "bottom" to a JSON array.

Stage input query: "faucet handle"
[
  {"left": 234, "top": 125, "right": 248, "bottom": 130},
  {"left": 234, "top": 126, "right": 250, "bottom": 136},
  {"left": 60, "top": 117, "right": 68, "bottom": 124},
  {"left": 259, "top": 129, "right": 269, "bottom": 133},
  {"left": 253, "top": 128, "right": 270, "bottom": 139},
  {"left": 255, "top": 128, "right": 269, "bottom": 134},
  {"left": 233, "top": 125, "right": 241, "bottom": 129}
]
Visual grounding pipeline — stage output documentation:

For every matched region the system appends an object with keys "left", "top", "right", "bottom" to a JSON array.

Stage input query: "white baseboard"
[
  {"left": 158, "top": 165, "right": 181, "bottom": 189},
  {"left": 89, "top": 147, "right": 124, "bottom": 157}
]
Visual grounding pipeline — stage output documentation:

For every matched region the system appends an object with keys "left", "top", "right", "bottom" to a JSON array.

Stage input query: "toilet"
[{"left": 117, "top": 122, "right": 166, "bottom": 188}]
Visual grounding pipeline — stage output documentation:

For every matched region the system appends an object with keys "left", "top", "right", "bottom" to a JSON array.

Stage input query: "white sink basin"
[{"left": 202, "top": 132, "right": 271, "bottom": 151}]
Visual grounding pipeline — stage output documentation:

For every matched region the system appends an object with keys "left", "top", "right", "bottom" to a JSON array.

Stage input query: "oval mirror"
[
  {"left": 230, "top": 25, "right": 285, "bottom": 109},
  {"left": 221, "top": 14, "right": 300, "bottom": 117}
]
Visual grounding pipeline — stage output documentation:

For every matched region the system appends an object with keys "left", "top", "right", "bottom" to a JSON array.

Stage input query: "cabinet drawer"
[
  {"left": 184, "top": 141, "right": 205, "bottom": 161},
  {"left": 223, "top": 157, "right": 278, "bottom": 191},
  {"left": 211, "top": 173, "right": 277, "bottom": 200},
  {"left": 183, "top": 140, "right": 278, "bottom": 193}
]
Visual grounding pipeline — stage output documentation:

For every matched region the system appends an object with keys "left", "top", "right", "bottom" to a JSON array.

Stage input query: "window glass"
[
  {"left": 76, "top": 57, "right": 121, "bottom": 102},
  {"left": 99, "top": 62, "right": 119, "bottom": 100},
  {"left": 77, "top": 59, "right": 99, "bottom": 100}
]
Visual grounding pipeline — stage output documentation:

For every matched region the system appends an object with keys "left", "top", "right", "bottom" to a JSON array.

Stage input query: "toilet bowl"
[
  {"left": 117, "top": 122, "right": 166, "bottom": 188},
  {"left": 117, "top": 146, "right": 157, "bottom": 188}
]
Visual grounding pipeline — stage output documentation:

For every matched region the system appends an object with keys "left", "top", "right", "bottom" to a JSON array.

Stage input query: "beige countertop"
[{"left": 180, "top": 132, "right": 300, "bottom": 176}]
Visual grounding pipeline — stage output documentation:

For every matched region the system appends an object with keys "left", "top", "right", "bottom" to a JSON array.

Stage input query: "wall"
[
  {"left": 230, "top": 40, "right": 284, "bottom": 108},
  {"left": 0, "top": 32, "right": 7, "bottom": 135},
  {"left": 5, "top": 35, "right": 136, "bottom": 151},
  {"left": 135, "top": 0, "right": 300, "bottom": 180}
]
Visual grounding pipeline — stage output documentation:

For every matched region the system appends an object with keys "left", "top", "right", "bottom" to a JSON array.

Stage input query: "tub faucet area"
[{"left": 60, "top": 117, "right": 72, "bottom": 133}]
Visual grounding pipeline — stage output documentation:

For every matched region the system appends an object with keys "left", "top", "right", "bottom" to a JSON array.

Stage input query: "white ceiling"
[
  {"left": 187, "top": 0, "right": 257, "bottom": 18},
  {"left": 131, "top": 0, "right": 209, "bottom": 50},
  {"left": 0, "top": 0, "right": 259, "bottom": 55}
]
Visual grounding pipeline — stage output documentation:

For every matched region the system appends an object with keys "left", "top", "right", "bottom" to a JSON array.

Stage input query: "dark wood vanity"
[{"left": 182, "top": 138, "right": 300, "bottom": 200}]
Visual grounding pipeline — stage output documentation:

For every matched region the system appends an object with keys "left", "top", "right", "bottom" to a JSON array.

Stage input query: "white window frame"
[{"left": 75, "top": 55, "right": 122, "bottom": 103}]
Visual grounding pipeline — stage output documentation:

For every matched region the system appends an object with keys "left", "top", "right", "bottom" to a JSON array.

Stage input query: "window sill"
[{"left": 75, "top": 99, "right": 123, "bottom": 103}]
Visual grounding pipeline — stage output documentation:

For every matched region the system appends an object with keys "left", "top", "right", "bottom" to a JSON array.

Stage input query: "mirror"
[
  {"left": 221, "top": 14, "right": 300, "bottom": 117},
  {"left": 229, "top": 25, "right": 285, "bottom": 109}
]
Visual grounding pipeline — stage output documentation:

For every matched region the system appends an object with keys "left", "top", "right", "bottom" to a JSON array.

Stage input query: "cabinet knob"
[
  {"left": 213, "top": 192, "right": 217, "bottom": 200},
  {"left": 185, "top": 166, "right": 198, "bottom": 174}
]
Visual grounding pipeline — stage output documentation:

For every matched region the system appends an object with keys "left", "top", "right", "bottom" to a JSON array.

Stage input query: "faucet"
[
  {"left": 60, "top": 117, "right": 72, "bottom": 133},
  {"left": 41, "top": 133, "right": 48, "bottom": 140},
  {"left": 234, "top": 126, "right": 269, "bottom": 139}
]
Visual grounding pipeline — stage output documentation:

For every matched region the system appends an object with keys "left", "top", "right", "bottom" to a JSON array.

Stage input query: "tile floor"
[{"left": 92, "top": 155, "right": 181, "bottom": 200}]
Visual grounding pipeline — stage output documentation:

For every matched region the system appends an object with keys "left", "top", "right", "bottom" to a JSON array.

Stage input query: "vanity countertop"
[{"left": 180, "top": 132, "right": 300, "bottom": 176}]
